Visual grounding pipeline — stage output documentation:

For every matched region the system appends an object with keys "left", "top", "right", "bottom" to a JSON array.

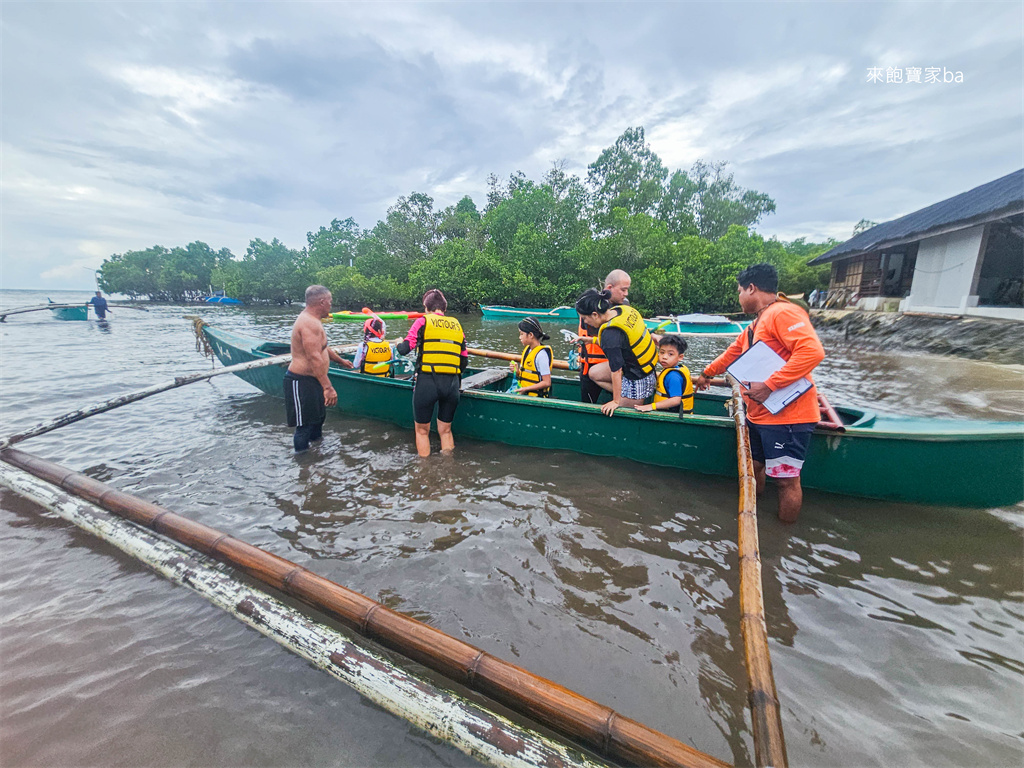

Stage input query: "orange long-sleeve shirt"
[{"left": 702, "top": 301, "right": 825, "bottom": 425}]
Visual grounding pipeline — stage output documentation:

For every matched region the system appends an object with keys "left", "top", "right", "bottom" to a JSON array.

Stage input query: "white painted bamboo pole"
[
  {"left": 0, "top": 462, "right": 610, "bottom": 768},
  {"left": 0, "top": 345, "right": 356, "bottom": 450}
]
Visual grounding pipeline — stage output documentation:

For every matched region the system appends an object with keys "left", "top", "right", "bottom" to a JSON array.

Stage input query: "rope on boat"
[
  {"left": 729, "top": 382, "right": 788, "bottom": 768},
  {"left": 187, "top": 316, "right": 214, "bottom": 358},
  {"left": 0, "top": 461, "right": 613, "bottom": 768}
]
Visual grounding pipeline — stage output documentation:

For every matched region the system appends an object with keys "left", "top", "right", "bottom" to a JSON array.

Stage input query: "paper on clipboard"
[{"left": 726, "top": 341, "right": 813, "bottom": 415}]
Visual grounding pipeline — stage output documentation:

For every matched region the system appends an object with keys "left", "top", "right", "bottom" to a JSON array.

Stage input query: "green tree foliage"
[
  {"left": 96, "top": 126, "right": 831, "bottom": 312},
  {"left": 587, "top": 126, "right": 667, "bottom": 230},
  {"left": 660, "top": 161, "right": 776, "bottom": 240},
  {"left": 306, "top": 217, "right": 361, "bottom": 277}
]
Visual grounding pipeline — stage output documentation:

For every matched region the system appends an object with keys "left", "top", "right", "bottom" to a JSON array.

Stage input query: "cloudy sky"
[{"left": 2, "top": 1, "right": 1021, "bottom": 289}]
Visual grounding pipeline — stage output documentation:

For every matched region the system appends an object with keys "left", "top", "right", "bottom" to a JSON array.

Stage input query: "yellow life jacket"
[
  {"left": 517, "top": 345, "right": 553, "bottom": 397},
  {"left": 419, "top": 314, "right": 465, "bottom": 375},
  {"left": 361, "top": 340, "right": 393, "bottom": 377},
  {"left": 597, "top": 306, "right": 657, "bottom": 376},
  {"left": 653, "top": 365, "right": 694, "bottom": 413}
]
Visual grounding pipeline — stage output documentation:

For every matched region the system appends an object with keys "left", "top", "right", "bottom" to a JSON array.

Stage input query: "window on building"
[{"left": 976, "top": 216, "right": 1024, "bottom": 307}]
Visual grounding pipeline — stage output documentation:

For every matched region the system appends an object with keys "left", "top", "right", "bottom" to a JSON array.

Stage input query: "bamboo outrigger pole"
[
  {"left": 729, "top": 382, "right": 788, "bottom": 768},
  {"left": 0, "top": 461, "right": 611, "bottom": 768},
  {"left": 467, "top": 347, "right": 572, "bottom": 370},
  {"left": 0, "top": 345, "right": 356, "bottom": 451},
  {"left": 0, "top": 446, "right": 729, "bottom": 768}
]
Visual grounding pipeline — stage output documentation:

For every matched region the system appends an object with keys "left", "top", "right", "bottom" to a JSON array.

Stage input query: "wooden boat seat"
[{"left": 460, "top": 368, "right": 509, "bottom": 392}]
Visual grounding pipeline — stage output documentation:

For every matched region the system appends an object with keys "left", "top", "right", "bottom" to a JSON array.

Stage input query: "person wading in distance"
[{"left": 285, "top": 285, "right": 353, "bottom": 452}]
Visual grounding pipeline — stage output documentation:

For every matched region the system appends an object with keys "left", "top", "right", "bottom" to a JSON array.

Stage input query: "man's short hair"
[
  {"left": 305, "top": 285, "right": 331, "bottom": 304},
  {"left": 737, "top": 263, "right": 779, "bottom": 294},
  {"left": 604, "top": 269, "right": 630, "bottom": 287}
]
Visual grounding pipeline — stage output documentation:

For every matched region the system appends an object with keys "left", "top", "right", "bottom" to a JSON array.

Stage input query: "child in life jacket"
[
  {"left": 511, "top": 317, "right": 553, "bottom": 397},
  {"left": 353, "top": 316, "right": 394, "bottom": 377},
  {"left": 634, "top": 335, "right": 694, "bottom": 414}
]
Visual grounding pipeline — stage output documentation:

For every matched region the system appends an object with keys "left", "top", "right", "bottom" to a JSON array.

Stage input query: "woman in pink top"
[{"left": 395, "top": 289, "right": 468, "bottom": 456}]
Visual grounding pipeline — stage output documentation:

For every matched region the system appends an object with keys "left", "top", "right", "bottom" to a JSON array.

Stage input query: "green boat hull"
[
  {"left": 645, "top": 318, "right": 750, "bottom": 335},
  {"left": 330, "top": 311, "right": 421, "bottom": 322},
  {"left": 50, "top": 305, "right": 89, "bottom": 321},
  {"left": 204, "top": 326, "right": 1024, "bottom": 508},
  {"left": 480, "top": 305, "right": 579, "bottom": 321}
]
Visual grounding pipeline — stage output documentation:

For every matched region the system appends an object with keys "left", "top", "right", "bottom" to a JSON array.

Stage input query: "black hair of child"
[{"left": 658, "top": 334, "right": 688, "bottom": 354}]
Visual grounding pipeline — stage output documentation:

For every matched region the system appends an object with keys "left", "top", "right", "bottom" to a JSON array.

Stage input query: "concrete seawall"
[{"left": 812, "top": 310, "right": 1024, "bottom": 366}]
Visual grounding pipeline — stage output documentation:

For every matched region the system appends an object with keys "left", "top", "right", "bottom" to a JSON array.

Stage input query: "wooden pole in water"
[
  {"left": 729, "top": 383, "right": 788, "bottom": 768},
  {"left": 467, "top": 347, "right": 572, "bottom": 371},
  {"left": 0, "top": 461, "right": 613, "bottom": 768},
  {"left": 0, "top": 446, "right": 729, "bottom": 768},
  {"left": 0, "top": 346, "right": 357, "bottom": 450}
]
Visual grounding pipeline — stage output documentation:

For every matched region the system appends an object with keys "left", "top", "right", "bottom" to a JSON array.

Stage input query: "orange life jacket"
[{"left": 578, "top": 321, "right": 606, "bottom": 376}]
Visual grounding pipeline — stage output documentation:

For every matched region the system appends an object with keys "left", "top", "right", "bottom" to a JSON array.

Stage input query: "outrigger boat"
[
  {"left": 480, "top": 305, "right": 579, "bottom": 321},
  {"left": 646, "top": 313, "right": 751, "bottom": 336},
  {"left": 203, "top": 325, "right": 1024, "bottom": 509}
]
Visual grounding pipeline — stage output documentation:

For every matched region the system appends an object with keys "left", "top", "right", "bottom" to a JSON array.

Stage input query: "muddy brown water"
[{"left": 1, "top": 289, "right": 1022, "bottom": 767}]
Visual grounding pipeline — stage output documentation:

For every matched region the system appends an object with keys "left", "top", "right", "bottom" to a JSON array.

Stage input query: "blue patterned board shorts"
[{"left": 621, "top": 372, "right": 656, "bottom": 400}]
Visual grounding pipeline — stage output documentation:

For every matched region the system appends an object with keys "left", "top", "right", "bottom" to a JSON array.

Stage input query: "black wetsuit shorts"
[
  {"left": 284, "top": 371, "right": 326, "bottom": 428},
  {"left": 413, "top": 373, "right": 460, "bottom": 424}
]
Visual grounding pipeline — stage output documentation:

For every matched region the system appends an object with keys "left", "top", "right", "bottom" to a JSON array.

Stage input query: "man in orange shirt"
[{"left": 695, "top": 264, "right": 825, "bottom": 523}]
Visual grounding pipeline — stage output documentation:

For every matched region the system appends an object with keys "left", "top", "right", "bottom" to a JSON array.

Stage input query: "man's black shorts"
[
  {"left": 284, "top": 371, "right": 326, "bottom": 427},
  {"left": 746, "top": 420, "right": 816, "bottom": 478},
  {"left": 413, "top": 373, "right": 460, "bottom": 424}
]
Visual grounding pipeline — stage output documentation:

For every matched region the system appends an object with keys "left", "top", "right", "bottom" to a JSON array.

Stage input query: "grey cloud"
[{"left": 1, "top": 1, "right": 1020, "bottom": 288}]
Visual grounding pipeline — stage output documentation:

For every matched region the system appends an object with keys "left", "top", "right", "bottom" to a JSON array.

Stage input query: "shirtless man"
[{"left": 284, "top": 285, "right": 352, "bottom": 451}]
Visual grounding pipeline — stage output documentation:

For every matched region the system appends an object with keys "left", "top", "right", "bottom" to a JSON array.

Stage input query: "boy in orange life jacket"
[
  {"left": 634, "top": 335, "right": 694, "bottom": 414},
  {"left": 695, "top": 263, "right": 825, "bottom": 524}
]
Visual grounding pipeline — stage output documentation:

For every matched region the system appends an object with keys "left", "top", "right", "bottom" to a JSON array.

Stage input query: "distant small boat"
[
  {"left": 480, "top": 305, "right": 578, "bottom": 321},
  {"left": 48, "top": 301, "right": 89, "bottom": 321},
  {"left": 205, "top": 295, "right": 243, "bottom": 305},
  {"left": 646, "top": 313, "right": 750, "bottom": 336},
  {"left": 330, "top": 310, "right": 423, "bottom": 322}
]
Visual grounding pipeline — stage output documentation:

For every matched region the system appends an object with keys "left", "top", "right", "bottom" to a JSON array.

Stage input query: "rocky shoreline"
[{"left": 811, "top": 310, "right": 1024, "bottom": 366}]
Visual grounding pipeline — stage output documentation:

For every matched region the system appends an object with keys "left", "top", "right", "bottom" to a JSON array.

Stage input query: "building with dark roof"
[{"left": 809, "top": 169, "right": 1023, "bottom": 320}]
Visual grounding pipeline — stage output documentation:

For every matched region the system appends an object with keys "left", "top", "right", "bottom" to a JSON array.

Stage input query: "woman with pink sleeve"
[{"left": 394, "top": 290, "right": 468, "bottom": 456}]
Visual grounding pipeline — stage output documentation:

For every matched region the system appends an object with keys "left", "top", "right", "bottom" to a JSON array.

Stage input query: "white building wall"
[{"left": 905, "top": 226, "right": 986, "bottom": 310}]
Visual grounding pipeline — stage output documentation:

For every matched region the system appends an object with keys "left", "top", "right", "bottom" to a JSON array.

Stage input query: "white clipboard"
[{"left": 726, "top": 341, "right": 813, "bottom": 415}]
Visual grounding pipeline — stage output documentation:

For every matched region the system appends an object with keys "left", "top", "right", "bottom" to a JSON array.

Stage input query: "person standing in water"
[
  {"left": 395, "top": 289, "right": 467, "bottom": 457},
  {"left": 284, "top": 285, "right": 352, "bottom": 452},
  {"left": 695, "top": 263, "right": 825, "bottom": 523},
  {"left": 88, "top": 291, "right": 110, "bottom": 319}
]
